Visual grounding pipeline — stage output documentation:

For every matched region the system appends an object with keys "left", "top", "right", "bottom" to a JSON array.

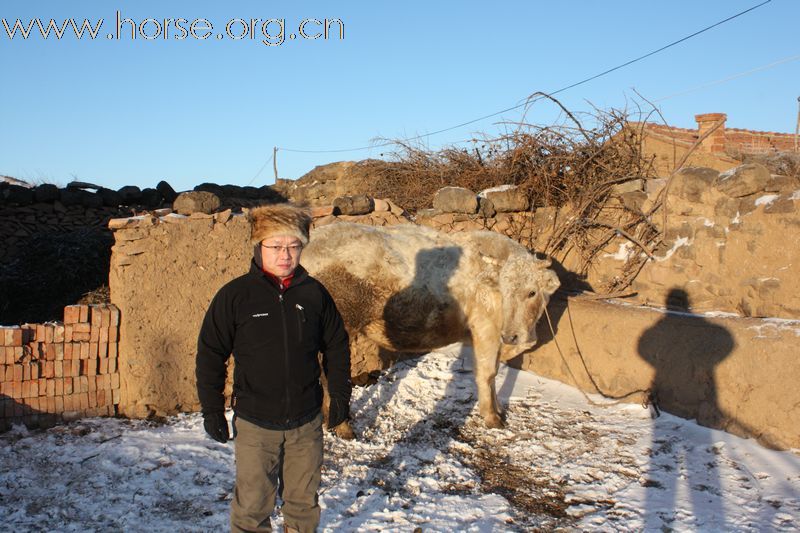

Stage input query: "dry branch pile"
[{"left": 354, "top": 95, "right": 668, "bottom": 294}]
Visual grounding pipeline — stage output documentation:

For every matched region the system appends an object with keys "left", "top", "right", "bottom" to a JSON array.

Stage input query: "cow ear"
[{"left": 541, "top": 271, "right": 561, "bottom": 293}]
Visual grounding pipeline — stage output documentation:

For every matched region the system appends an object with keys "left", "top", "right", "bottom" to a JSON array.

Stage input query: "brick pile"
[{"left": 0, "top": 304, "right": 121, "bottom": 431}]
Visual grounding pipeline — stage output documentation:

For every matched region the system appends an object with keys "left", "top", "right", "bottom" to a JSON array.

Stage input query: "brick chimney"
[{"left": 695, "top": 113, "right": 727, "bottom": 153}]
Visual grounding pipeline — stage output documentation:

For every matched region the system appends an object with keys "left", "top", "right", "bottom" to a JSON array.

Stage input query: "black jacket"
[{"left": 196, "top": 261, "right": 351, "bottom": 429}]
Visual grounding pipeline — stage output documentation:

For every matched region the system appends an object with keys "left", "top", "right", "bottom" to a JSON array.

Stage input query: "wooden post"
[
  {"left": 795, "top": 97, "right": 799, "bottom": 152},
  {"left": 273, "top": 147, "right": 279, "bottom": 181}
]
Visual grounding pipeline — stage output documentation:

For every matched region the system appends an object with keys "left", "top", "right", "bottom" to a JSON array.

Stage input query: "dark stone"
[
  {"left": 66, "top": 181, "right": 102, "bottom": 191},
  {"left": 140, "top": 188, "right": 162, "bottom": 208},
  {"left": 80, "top": 190, "right": 103, "bottom": 208},
  {"left": 5, "top": 185, "right": 34, "bottom": 205},
  {"left": 59, "top": 188, "right": 90, "bottom": 206},
  {"left": 194, "top": 183, "right": 225, "bottom": 197},
  {"left": 242, "top": 186, "right": 260, "bottom": 199},
  {"left": 118, "top": 185, "right": 142, "bottom": 204},
  {"left": 98, "top": 188, "right": 123, "bottom": 207},
  {"left": 173, "top": 191, "right": 221, "bottom": 215},
  {"left": 333, "top": 195, "right": 373, "bottom": 216},
  {"left": 714, "top": 163, "right": 771, "bottom": 198},
  {"left": 156, "top": 180, "right": 178, "bottom": 203},
  {"left": 670, "top": 167, "right": 719, "bottom": 203},
  {"left": 34, "top": 184, "right": 60, "bottom": 203}
]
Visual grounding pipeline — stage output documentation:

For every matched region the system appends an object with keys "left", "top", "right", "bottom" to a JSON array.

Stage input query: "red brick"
[
  {"left": 30, "top": 362, "right": 39, "bottom": 380},
  {"left": 91, "top": 306, "right": 102, "bottom": 325},
  {"left": 55, "top": 396, "right": 64, "bottom": 412},
  {"left": 87, "top": 373, "right": 97, "bottom": 391},
  {"left": 54, "top": 361, "right": 63, "bottom": 378},
  {"left": 80, "top": 343, "right": 89, "bottom": 360},
  {"left": 63, "top": 306, "right": 81, "bottom": 324},
  {"left": 0, "top": 381, "right": 9, "bottom": 396},
  {"left": 28, "top": 397, "right": 39, "bottom": 412},
  {"left": 2, "top": 365, "right": 10, "bottom": 382},
  {"left": 79, "top": 393, "right": 89, "bottom": 410},
  {"left": 78, "top": 376, "right": 89, "bottom": 393},
  {"left": 45, "top": 379, "right": 55, "bottom": 397},
  {"left": 71, "top": 359, "right": 80, "bottom": 377},
  {"left": 111, "top": 388, "right": 120, "bottom": 405},
  {"left": 21, "top": 381, "right": 31, "bottom": 398},
  {"left": 5, "top": 347, "right": 14, "bottom": 365},
  {"left": 99, "top": 326, "right": 109, "bottom": 344},
  {"left": 47, "top": 397, "right": 56, "bottom": 413},
  {"left": 38, "top": 377, "right": 46, "bottom": 392},
  {"left": 22, "top": 364, "right": 31, "bottom": 382},
  {"left": 63, "top": 394, "right": 74, "bottom": 411},
  {"left": 13, "top": 365, "right": 23, "bottom": 382},
  {"left": 108, "top": 343, "right": 118, "bottom": 359},
  {"left": 78, "top": 305, "right": 89, "bottom": 323},
  {"left": 88, "top": 391, "right": 97, "bottom": 408},
  {"left": 100, "top": 374, "right": 111, "bottom": 390},
  {"left": 53, "top": 325, "right": 65, "bottom": 344},
  {"left": 109, "top": 327, "right": 118, "bottom": 342},
  {"left": 64, "top": 325, "right": 73, "bottom": 343},
  {"left": 100, "top": 307, "right": 111, "bottom": 327},
  {"left": 43, "top": 361, "right": 55, "bottom": 378},
  {"left": 109, "top": 357, "right": 118, "bottom": 373},
  {"left": 35, "top": 325, "right": 46, "bottom": 342},
  {"left": 44, "top": 325, "right": 54, "bottom": 343},
  {"left": 98, "top": 358, "right": 109, "bottom": 374},
  {"left": 89, "top": 343, "right": 98, "bottom": 359},
  {"left": 28, "top": 342, "right": 43, "bottom": 359},
  {"left": 64, "top": 343, "right": 73, "bottom": 360},
  {"left": 3, "top": 328, "right": 23, "bottom": 347},
  {"left": 90, "top": 326, "right": 100, "bottom": 343},
  {"left": 109, "top": 306, "right": 120, "bottom": 326},
  {"left": 97, "top": 389, "right": 106, "bottom": 406},
  {"left": 64, "top": 377, "right": 73, "bottom": 395},
  {"left": 30, "top": 380, "right": 38, "bottom": 397},
  {"left": 55, "top": 378, "right": 64, "bottom": 396},
  {"left": 73, "top": 332, "right": 91, "bottom": 342},
  {"left": 10, "top": 381, "right": 21, "bottom": 399},
  {"left": 54, "top": 344, "right": 64, "bottom": 361},
  {"left": 73, "top": 323, "right": 91, "bottom": 334},
  {"left": 110, "top": 373, "right": 120, "bottom": 390},
  {"left": 45, "top": 344, "right": 56, "bottom": 361},
  {"left": 98, "top": 342, "right": 108, "bottom": 358}
]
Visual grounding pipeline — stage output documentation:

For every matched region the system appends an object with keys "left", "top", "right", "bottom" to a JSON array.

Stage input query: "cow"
[{"left": 300, "top": 222, "right": 560, "bottom": 433}]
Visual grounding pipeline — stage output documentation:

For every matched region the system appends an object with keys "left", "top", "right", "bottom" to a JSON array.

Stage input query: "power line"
[
  {"left": 245, "top": 152, "right": 274, "bottom": 186},
  {"left": 277, "top": 0, "right": 771, "bottom": 155}
]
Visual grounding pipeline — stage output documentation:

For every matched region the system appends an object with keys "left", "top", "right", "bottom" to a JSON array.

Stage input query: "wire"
[
  {"left": 652, "top": 53, "right": 800, "bottom": 102},
  {"left": 277, "top": 0, "right": 772, "bottom": 154},
  {"left": 245, "top": 152, "right": 274, "bottom": 186}
]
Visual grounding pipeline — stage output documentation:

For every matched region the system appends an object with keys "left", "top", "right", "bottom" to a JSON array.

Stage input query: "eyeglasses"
[{"left": 261, "top": 244, "right": 304, "bottom": 254}]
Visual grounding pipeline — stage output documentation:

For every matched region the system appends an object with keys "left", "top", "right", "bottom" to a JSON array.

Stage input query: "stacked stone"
[{"left": 0, "top": 304, "right": 121, "bottom": 431}]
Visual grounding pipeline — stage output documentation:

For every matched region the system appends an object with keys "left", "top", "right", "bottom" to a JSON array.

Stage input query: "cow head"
[{"left": 498, "top": 253, "right": 560, "bottom": 349}]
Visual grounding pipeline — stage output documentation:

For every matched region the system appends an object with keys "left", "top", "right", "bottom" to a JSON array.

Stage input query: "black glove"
[
  {"left": 328, "top": 397, "right": 350, "bottom": 429},
  {"left": 203, "top": 412, "right": 230, "bottom": 443}
]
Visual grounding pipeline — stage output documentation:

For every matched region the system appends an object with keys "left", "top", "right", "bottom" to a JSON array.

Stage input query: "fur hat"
[{"left": 248, "top": 203, "right": 311, "bottom": 245}]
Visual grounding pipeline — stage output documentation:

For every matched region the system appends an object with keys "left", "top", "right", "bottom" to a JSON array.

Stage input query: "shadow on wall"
[
  {"left": 0, "top": 394, "right": 59, "bottom": 432},
  {"left": 638, "top": 288, "right": 734, "bottom": 528}
]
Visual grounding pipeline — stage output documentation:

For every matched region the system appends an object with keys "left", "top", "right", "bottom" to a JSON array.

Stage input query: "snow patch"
[
  {"left": 478, "top": 184, "right": 516, "bottom": 197},
  {"left": 755, "top": 194, "right": 780, "bottom": 207},
  {"left": 603, "top": 242, "right": 634, "bottom": 261},
  {"left": 654, "top": 236, "right": 691, "bottom": 262}
]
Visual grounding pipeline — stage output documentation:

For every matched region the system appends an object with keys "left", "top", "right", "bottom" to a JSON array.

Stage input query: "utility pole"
[
  {"left": 273, "top": 147, "right": 279, "bottom": 182},
  {"left": 795, "top": 97, "right": 799, "bottom": 152}
]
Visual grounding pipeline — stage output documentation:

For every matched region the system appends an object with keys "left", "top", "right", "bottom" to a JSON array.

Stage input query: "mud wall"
[
  {"left": 107, "top": 198, "right": 800, "bottom": 448},
  {"left": 523, "top": 297, "right": 799, "bottom": 450},
  {"left": 0, "top": 304, "right": 122, "bottom": 430}
]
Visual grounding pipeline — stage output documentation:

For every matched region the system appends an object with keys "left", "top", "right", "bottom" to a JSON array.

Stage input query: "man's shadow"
[{"left": 637, "top": 288, "right": 735, "bottom": 529}]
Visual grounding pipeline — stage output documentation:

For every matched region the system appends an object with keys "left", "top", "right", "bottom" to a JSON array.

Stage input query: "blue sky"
[{"left": 0, "top": 0, "right": 797, "bottom": 192}]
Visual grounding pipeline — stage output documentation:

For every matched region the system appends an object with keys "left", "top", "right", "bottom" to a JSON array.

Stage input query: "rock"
[
  {"left": 373, "top": 198, "right": 390, "bottom": 212},
  {"left": 311, "top": 205, "right": 335, "bottom": 218},
  {"left": 56, "top": 188, "right": 84, "bottom": 206},
  {"left": 156, "top": 180, "right": 178, "bottom": 203},
  {"left": 763, "top": 196, "right": 796, "bottom": 214},
  {"left": 385, "top": 199, "right": 407, "bottom": 216},
  {"left": 98, "top": 187, "right": 123, "bottom": 207},
  {"left": 670, "top": 167, "right": 719, "bottom": 203},
  {"left": 478, "top": 185, "right": 529, "bottom": 212},
  {"left": 333, "top": 195, "right": 373, "bottom": 216},
  {"left": 611, "top": 179, "right": 644, "bottom": 195},
  {"left": 140, "top": 188, "right": 163, "bottom": 208},
  {"left": 620, "top": 191, "right": 648, "bottom": 212},
  {"left": 433, "top": 186, "right": 478, "bottom": 214},
  {"left": 645, "top": 178, "right": 668, "bottom": 195},
  {"left": 66, "top": 181, "right": 102, "bottom": 191},
  {"left": 764, "top": 175, "right": 797, "bottom": 194},
  {"left": 80, "top": 190, "right": 104, "bottom": 208},
  {"left": 477, "top": 197, "right": 496, "bottom": 218},
  {"left": 118, "top": 185, "right": 142, "bottom": 204},
  {"left": 715, "top": 163, "right": 771, "bottom": 198},
  {"left": 5, "top": 185, "right": 34, "bottom": 205},
  {"left": 173, "top": 191, "right": 221, "bottom": 215},
  {"left": 33, "top": 184, "right": 60, "bottom": 203}
]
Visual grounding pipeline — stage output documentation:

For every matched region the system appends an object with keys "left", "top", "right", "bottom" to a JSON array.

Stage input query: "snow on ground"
[{"left": 1, "top": 344, "right": 799, "bottom": 532}]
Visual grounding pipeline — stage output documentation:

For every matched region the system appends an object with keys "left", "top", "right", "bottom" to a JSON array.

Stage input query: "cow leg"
[{"left": 471, "top": 336, "right": 504, "bottom": 429}]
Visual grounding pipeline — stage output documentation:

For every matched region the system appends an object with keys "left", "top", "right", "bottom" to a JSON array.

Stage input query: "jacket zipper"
[
  {"left": 295, "top": 304, "right": 306, "bottom": 342},
  {"left": 279, "top": 292, "right": 291, "bottom": 423}
]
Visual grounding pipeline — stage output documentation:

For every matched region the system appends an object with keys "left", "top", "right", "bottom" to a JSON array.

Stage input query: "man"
[{"left": 196, "top": 203, "right": 351, "bottom": 533}]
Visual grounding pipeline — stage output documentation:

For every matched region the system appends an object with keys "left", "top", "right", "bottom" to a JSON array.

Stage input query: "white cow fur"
[{"left": 301, "top": 222, "right": 560, "bottom": 429}]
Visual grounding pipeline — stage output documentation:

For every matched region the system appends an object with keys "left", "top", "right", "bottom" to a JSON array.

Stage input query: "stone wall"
[{"left": 0, "top": 304, "right": 122, "bottom": 431}]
